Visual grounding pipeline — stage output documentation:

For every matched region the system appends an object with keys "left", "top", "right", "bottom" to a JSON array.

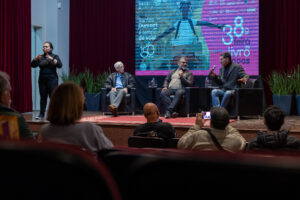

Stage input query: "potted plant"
[
  {"left": 83, "top": 69, "right": 100, "bottom": 111},
  {"left": 83, "top": 69, "right": 110, "bottom": 111},
  {"left": 267, "top": 71, "right": 294, "bottom": 115},
  {"left": 61, "top": 69, "right": 84, "bottom": 86},
  {"left": 292, "top": 65, "right": 300, "bottom": 115}
]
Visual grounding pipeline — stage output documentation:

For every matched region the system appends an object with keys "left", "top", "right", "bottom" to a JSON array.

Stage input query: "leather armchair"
[
  {"left": 155, "top": 87, "right": 200, "bottom": 118},
  {"left": 229, "top": 79, "right": 265, "bottom": 118},
  {"left": 101, "top": 88, "right": 136, "bottom": 115}
]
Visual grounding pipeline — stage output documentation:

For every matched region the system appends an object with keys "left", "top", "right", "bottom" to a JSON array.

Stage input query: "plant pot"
[
  {"left": 272, "top": 95, "right": 292, "bottom": 115},
  {"left": 85, "top": 93, "right": 101, "bottom": 111},
  {"left": 296, "top": 95, "right": 300, "bottom": 116}
]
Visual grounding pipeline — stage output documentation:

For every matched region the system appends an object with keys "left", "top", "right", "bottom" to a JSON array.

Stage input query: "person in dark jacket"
[
  {"left": 134, "top": 102, "right": 176, "bottom": 141},
  {"left": 209, "top": 52, "right": 249, "bottom": 109},
  {"left": 31, "top": 41, "right": 62, "bottom": 120},
  {"left": 247, "top": 105, "right": 300, "bottom": 151},
  {"left": 159, "top": 57, "right": 194, "bottom": 118},
  {"left": 0, "top": 71, "right": 34, "bottom": 140},
  {"left": 104, "top": 61, "right": 135, "bottom": 116}
]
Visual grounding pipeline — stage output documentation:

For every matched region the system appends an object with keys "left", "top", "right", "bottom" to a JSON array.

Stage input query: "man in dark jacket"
[
  {"left": 159, "top": 57, "right": 194, "bottom": 118},
  {"left": 134, "top": 103, "right": 176, "bottom": 141},
  {"left": 0, "top": 71, "right": 34, "bottom": 139},
  {"left": 104, "top": 61, "right": 135, "bottom": 116},
  {"left": 247, "top": 105, "right": 300, "bottom": 151},
  {"left": 209, "top": 52, "right": 249, "bottom": 109}
]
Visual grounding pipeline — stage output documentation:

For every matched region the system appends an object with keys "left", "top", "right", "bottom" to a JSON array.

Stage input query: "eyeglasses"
[{"left": 43, "top": 46, "right": 50, "bottom": 48}]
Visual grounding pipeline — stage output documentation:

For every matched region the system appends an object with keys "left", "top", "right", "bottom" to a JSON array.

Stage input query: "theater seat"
[
  {"left": 128, "top": 136, "right": 167, "bottom": 148},
  {"left": 0, "top": 141, "right": 121, "bottom": 200}
]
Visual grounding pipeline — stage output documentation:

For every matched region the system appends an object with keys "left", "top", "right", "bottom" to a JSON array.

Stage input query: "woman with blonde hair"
[{"left": 40, "top": 82, "right": 113, "bottom": 153}]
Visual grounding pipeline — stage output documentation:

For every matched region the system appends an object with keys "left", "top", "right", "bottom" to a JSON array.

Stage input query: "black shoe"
[
  {"left": 108, "top": 105, "right": 118, "bottom": 117},
  {"left": 172, "top": 112, "right": 179, "bottom": 118},
  {"left": 164, "top": 111, "right": 171, "bottom": 119},
  {"left": 35, "top": 114, "right": 44, "bottom": 120}
]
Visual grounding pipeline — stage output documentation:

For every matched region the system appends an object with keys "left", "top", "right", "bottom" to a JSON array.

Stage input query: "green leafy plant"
[
  {"left": 61, "top": 68, "right": 110, "bottom": 94},
  {"left": 83, "top": 69, "right": 111, "bottom": 93},
  {"left": 94, "top": 71, "right": 110, "bottom": 93},
  {"left": 61, "top": 69, "right": 84, "bottom": 86},
  {"left": 292, "top": 65, "right": 300, "bottom": 95},
  {"left": 267, "top": 71, "right": 294, "bottom": 95},
  {"left": 83, "top": 69, "right": 95, "bottom": 93}
]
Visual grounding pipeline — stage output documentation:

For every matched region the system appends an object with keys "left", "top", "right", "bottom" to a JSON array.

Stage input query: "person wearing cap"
[{"left": 104, "top": 61, "right": 135, "bottom": 116}]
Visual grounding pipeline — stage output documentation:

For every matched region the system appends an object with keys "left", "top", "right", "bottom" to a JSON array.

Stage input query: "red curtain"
[
  {"left": 260, "top": 0, "right": 300, "bottom": 103},
  {"left": 0, "top": 0, "right": 32, "bottom": 112},
  {"left": 69, "top": 0, "right": 135, "bottom": 75}
]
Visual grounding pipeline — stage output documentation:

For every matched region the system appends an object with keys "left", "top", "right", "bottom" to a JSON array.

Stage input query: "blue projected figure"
[{"left": 153, "top": 0, "right": 225, "bottom": 70}]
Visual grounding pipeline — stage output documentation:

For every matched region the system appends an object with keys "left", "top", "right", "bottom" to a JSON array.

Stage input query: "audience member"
[
  {"left": 134, "top": 103, "right": 176, "bottom": 141},
  {"left": 178, "top": 107, "right": 246, "bottom": 152},
  {"left": 104, "top": 61, "right": 135, "bottom": 116},
  {"left": 40, "top": 82, "right": 113, "bottom": 154},
  {"left": 209, "top": 52, "right": 249, "bottom": 109},
  {"left": 160, "top": 56, "right": 194, "bottom": 118},
  {"left": 247, "top": 105, "right": 300, "bottom": 151},
  {"left": 0, "top": 71, "right": 34, "bottom": 140}
]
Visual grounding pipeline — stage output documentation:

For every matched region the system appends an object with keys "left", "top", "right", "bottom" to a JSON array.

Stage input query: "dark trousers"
[
  {"left": 38, "top": 74, "right": 58, "bottom": 115},
  {"left": 159, "top": 88, "right": 185, "bottom": 113}
]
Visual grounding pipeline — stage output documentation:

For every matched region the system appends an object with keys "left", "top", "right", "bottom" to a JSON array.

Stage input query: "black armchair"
[
  {"left": 229, "top": 78, "right": 265, "bottom": 118},
  {"left": 155, "top": 87, "right": 200, "bottom": 118},
  {"left": 101, "top": 88, "right": 136, "bottom": 115}
]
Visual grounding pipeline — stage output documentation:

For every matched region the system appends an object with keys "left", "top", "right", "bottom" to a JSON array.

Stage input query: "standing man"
[
  {"left": 104, "top": 61, "right": 135, "bottom": 117},
  {"left": 160, "top": 57, "right": 194, "bottom": 118},
  {"left": 209, "top": 52, "right": 249, "bottom": 109},
  {"left": 31, "top": 41, "right": 62, "bottom": 120}
]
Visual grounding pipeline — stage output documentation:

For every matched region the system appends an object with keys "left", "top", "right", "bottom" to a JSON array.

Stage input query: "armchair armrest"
[
  {"left": 101, "top": 88, "right": 108, "bottom": 112},
  {"left": 130, "top": 88, "right": 136, "bottom": 112}
]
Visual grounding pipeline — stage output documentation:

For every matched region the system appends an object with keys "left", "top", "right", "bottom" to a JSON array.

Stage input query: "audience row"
[{"left": 0, "top": 70, "right": 299, "bottom": 155}]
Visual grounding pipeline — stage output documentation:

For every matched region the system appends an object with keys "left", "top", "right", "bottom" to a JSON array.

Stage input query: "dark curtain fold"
[
  {"left": 69, "top": 0, "right": 135, "bottom": 75},
  {"left": 70, "top": 0, "right": 300, "bottom": 105},
  {"left": 260, "top": 0, "right": 300, "bottom": 104},
  {"left": 0, "top": 0, "right": 32, "bottom": 112}
]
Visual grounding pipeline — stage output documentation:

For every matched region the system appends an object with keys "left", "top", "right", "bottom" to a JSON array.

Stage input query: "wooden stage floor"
[{"left": 24, "top": 111, "right": 300, "bottom": 146}]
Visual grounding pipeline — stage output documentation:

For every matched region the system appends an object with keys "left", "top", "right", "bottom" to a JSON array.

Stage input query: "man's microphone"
[{"left": 208, "top": 65, "right": 216, "bottom": 76}]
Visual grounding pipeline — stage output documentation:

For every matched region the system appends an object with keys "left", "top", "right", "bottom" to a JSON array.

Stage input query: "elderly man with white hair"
[{"left": 104, "top": 61, "right": 135, "bottom": 116}]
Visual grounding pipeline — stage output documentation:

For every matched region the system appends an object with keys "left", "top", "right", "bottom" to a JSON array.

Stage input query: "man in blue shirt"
[{"left": 104, "top": 61, "right": 135, "bottom": 116}]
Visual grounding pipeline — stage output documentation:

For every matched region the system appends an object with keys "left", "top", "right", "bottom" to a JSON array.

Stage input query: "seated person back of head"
[
  {"left": 0, "top": 71, "right": 34, "bottom": 140},
  {"left": 178, "top": 107, "right": 246, "bottom": 152},
  {"left": 133, "top": 103, "right": 176, "bottom": 140},
  {"left": 247, "top": 105, "right": 300, "bottom": 151},
  {"left": 40, "top": 82, "right": 113, "bottom": 154}
]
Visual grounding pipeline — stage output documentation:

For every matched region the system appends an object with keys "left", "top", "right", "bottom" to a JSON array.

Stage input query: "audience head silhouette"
[
  {"left": 263, "top": 105, "right": 285, "bottom": 131},
  {"left": 143, "top": 103, "right": 160, "bottom": 123},
  {"left": 0, "top": 71, "right": 11, "bottom": 107},
  {"left": 47, "top": 82, "right": 84, "bottom": 125},
  {"left": 210, "top": 107, "right": 230, "bottom": 130}
]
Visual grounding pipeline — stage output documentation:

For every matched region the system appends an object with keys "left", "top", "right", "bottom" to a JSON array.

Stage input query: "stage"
[{"left": 24, "top": 111, "right": 300, "bottom": 146}]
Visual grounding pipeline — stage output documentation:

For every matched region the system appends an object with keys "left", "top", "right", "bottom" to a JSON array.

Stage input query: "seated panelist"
[
  {"left": 209, "top": 52, "right": 249, "bottom": 109},
  {"left": 159, "top": 57, "right": 194, "bottom": 118},
  {"left": 104, "top": 61, "right": 135, "bottom": 116}
]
